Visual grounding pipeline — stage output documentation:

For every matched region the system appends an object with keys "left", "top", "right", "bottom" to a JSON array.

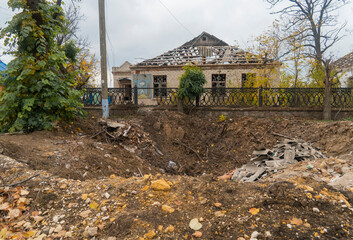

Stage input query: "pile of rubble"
[
  {"left": 95, "top": 119, "right": 164, "bottom": 159},
  {"left": 232, "top": 138, "right": 327, "bottom": 182}
]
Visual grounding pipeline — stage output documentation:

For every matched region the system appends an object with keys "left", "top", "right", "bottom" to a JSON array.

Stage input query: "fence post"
[
  {"left": 196, "top": 96, "right": 200, "bottom": 107},
  {"left": 259, "top": 87, "right": 263, "bottom": 107},
  {"left": 133, "top": 85, "right": 138, "bottom": 105},
  {"left": 159, "top": 90, "right": 162, "bottom": 105}
]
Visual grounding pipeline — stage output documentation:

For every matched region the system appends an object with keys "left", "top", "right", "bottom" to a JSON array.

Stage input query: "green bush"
[{"left": 177, "top": 64, "right": 206, "bottom": 101}]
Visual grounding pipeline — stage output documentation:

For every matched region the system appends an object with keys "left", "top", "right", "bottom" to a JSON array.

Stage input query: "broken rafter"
[{"left": 136, "top": 46, "right": 269, "bottom": 67}]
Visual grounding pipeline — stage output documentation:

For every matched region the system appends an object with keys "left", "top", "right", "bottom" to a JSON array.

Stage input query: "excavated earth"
[{"left": 0, "top": 111, "right": 353, "bottom": 239}]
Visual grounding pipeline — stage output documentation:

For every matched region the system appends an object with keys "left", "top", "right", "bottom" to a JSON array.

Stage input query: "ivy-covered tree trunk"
[{"left": 0, "top": 0, "right": 85, "bottom": 133}]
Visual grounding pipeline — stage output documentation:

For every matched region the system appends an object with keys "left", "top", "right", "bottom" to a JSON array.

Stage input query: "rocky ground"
[{"left": 0, "top": 111, "right": 353, "bottom": 239}]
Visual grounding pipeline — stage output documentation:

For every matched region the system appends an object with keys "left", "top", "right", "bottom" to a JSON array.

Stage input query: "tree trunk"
[{"left": 323, "top": 75, "right": 332, "bottom": 120}]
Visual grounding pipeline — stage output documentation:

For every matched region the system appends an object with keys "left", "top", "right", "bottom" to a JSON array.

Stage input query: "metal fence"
[{"left": 83, "top": 87, "right": 353, "bottom": 108}]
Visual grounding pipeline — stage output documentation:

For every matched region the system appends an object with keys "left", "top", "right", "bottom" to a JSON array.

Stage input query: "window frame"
[{"left": 153, "top": 75, "right": 167, "bottom": 98}]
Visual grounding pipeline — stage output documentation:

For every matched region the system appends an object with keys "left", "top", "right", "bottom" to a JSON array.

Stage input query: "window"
[
  {"left": 153, "top": 75, "right": 167, "bottom": 98},
  {"left": 212, "top": 74, "right": 226, "bottom": 88},
  {"left": 241, "top": 73, "right": 256, "bottom": 88},
  {"left": 212, "top": 74, "right": 226, "bottom": 95}
]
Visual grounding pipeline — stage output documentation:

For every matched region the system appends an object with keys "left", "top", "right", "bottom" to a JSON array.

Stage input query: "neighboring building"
[
  {"left": 112, "top": 61, "right": 133, "bottom": 89},
  {"left": 334, "top": 52, "right": 353, "bottom": 88},
  {"left": 0, "top": 60, "right": 7, "bottom": 92},
  {"left": 112, "top": 32, "right": 281, "bottom": 104}
]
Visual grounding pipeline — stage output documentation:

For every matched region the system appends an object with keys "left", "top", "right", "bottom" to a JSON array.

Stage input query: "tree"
[
  {"left": 57, "top": 2, "right": 98, "bottom": 89},
  {"left": 266, "top": 0, "right": 349, "bottom": 120},
  {"left": 0, "top": 0, "right": 85, "bottom": 133},
  {"left": 177, "top": 64, "right": 206, "bottom": 111},
  {"left": 68, "top": 50, "right": 99, "bottom": 90},
  {"left": 245, "top": 21, "right": 283, "bottom": 88}
]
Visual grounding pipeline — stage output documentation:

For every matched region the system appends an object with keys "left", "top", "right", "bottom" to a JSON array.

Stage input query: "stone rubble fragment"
[{"left": 189, "top": 218, "right": 203, "bottom": 231}]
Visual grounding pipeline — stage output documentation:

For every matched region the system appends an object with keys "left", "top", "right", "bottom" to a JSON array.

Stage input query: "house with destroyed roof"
[
  {"left": 334, "top": 52, "right": 353, "bottom": 88},
  {"left": 112, "top": 32, "right": 281, "bottom": 104}
]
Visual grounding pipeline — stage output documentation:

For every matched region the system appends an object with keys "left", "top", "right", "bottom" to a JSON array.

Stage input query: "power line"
[{"left": 157, "top": 0, "right": 195, "bottom": 38}]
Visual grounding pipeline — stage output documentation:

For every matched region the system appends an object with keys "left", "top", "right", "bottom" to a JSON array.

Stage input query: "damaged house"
[
  {"left": 334, "top": 52, "right": 353, "bottom": 87},
  {"left": 112, "top": 32, "right": 281, "bottom": 104}
]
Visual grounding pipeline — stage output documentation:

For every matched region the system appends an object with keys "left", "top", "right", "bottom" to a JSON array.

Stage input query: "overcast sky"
[{"left": 1, "top": 0, "right": 353, "bottom": 86}]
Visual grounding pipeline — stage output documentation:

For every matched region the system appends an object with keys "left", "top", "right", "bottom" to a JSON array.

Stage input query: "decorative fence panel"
[
  {"left": 83, "top": 88, "right": 134, "bottom": 106},
  {"left": 83, "top": 87, "right": 353, "bottom": 108}
]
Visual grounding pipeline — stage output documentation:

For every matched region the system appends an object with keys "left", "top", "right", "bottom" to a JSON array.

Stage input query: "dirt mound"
[
  {"left": 1, "top": 112, "right": 352, "bottom": 181},
  {"left": 0, "top": 123, "right": 162, "bottom": 180}
]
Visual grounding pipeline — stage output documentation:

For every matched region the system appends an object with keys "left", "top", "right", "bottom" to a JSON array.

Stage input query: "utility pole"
[{"left": 98, "top": 0, "right": 109, "bottom": 118}]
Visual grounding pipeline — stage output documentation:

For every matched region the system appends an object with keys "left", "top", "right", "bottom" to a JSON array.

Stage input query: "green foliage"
[
  {"left": 0, "top": 0, "right": 85, "bottom": 133},
  {"left": 177, "top": 64, "right": 206, "bottom": 100},
  {"left": 63, "top": 40, "right": 80, "bottom": 63}
]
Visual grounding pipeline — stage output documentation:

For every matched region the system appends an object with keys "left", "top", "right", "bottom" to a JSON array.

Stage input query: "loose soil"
[{"left": 0, "top": 111, "right": 353, "bottom": 239}]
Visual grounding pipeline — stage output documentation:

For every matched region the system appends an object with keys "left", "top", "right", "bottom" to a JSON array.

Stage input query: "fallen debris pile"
[
  {"left": 232, "top": 138, "right": 327, "bottom": 182},
  {"left": 94, "top": 119, "right": 169, "bottom": 171},
  {"left": 95, "top": 119, "right": 152, "bottom": 146}
]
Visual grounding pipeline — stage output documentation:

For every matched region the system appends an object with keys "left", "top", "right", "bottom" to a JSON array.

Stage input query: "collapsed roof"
[
  {"left": 334, "top": 52, "right": 353, "bottom": 69},
  {"left": 136, "top": 32, "right": 273, "bottom": 67}
]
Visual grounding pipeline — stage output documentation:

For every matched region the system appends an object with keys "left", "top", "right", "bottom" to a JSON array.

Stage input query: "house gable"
[
  {"left": 181, "top": 32, "right": 229, "bottom": 47},
  {"left": 112, "top": 61, "right": 132, "bottom": 73},
  {"left": 334, "top": 52, "right": 353, "bottom": 70}
]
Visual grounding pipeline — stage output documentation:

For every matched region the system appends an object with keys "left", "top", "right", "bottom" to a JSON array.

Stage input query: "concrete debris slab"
[{"left": 232, "top": 138, "right": 326, "bottom": 182}]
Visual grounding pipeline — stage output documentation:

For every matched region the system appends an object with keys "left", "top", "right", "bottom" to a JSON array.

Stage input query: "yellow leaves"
[
  {"left": 89, "top": 202, "right": 99, "bottom": 210},
  {"left": 218, "top": 114, "right": 227, "bottom": 122},
  {"left": 20, "top": 189, "right": 29, "bottom": 196},
  {"left": 0, "top": 202, "right": 10, "bottom": 210},
  {"left": 249, "top": 208, "right": 260, "bottom": 215},
  {"left": 8, "top": 208, "right": 21, "bottom": 219},
  {"left": 0, "top": 228, "right": 7, "bottom": 238},
  {"left": 290, "top": 217, "right": 303, "bottom": 226},
  {"left": 81, "top": 194, "right": 88, "bottom": 200},
  {"left": 23, "top": 230, "right": 35, "bottom": 237}
]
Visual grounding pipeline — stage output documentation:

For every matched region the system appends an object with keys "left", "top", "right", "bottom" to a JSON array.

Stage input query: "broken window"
[
  {"left": 241, "top": 73, "right": 256, "bottom": 88},
  {"left": 153, "top": 75, "right": 167, "bottom": 98},
  {"left": 212, "top": 74, "right": 226, "bottom": 95}
]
